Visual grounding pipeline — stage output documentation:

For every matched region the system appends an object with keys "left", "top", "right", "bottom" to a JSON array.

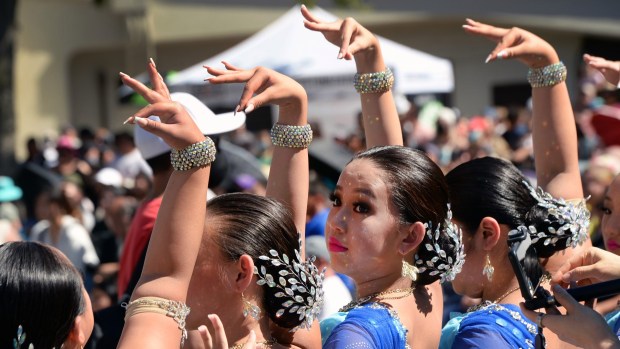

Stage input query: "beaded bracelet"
[
  {"left": 123, "top": 296, "right": 191, "bottom": 347},
  {"left": 354, "top": 67, "right": 394, "bottom": 94},
  {"left": 270, "top": 123, "right": 313, "bottom": 148},
  {"left": 527, "top": 61, "right": 567, "bottom": 88},
  {"left": 170, "top": 137, "right": 216, "bottom": 171}
]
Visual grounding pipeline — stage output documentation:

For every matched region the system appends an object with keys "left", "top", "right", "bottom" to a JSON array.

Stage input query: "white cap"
[
  {"left": 95, "top": 167, "right": 124, "bottom": 188},
  {"left": 135, "top": 92, "right": 246, "bottom": 160}
]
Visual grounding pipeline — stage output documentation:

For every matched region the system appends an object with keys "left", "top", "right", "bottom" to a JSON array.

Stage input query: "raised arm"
[
  {"left": 118, "top": 63, "right": 212, "bottom": 348},
  {"left": 584, "top": 53, "right": 620, "bottom": 87},
  {"left": 301, "top": 5, "right": 403, "bottom": 148},
  {"left": 464, "top": 20, "right": 581, "bottom": 198},
  {"left": 205, "top": 63, "right": 309, "bottom": 246}
]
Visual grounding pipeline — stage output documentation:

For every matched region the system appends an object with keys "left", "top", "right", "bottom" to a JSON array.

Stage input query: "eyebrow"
[{"left": 335, "top": 185, "right": 376, "bottom": 199}]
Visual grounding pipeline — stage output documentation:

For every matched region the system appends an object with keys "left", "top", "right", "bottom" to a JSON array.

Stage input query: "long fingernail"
[
  {"left": 123, "top": 116, "right": 134, "bottom": 125},
  {"left": 337, "top": 52, "right": 344, "bottom": 59},
  {"left": 484, "top": 54, "right": 492, "bottom": 64},
  {"left": 119, "top": 72, "right": 129, "bottom": 77},
  {"left": 234, "top": 105, "right": 240, "bottom": 116},
  {"left": 244, "top": 104, "right": 255, "bottom": 113},
  {"left": 135, "top": 117, "right": 147, "bottom": 127},
  {"left": 496, "top": 50, "right": 508, "bottom": 59},
  {"left": 149, "top": 57, "right": 156, "bottom": 67}
]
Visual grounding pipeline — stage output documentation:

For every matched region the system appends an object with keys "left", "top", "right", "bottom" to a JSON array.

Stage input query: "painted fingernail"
[
  {"left": 135, "top": 117, "right": 147, "bottom": 127},
  {"left": 484, "top": 54, "right": 492, "bottom": 64},
  {"left": 149, "top": 57, "right": 156, "bottom": 67},
  {"left": 496, "top": 50, "right": 508, "bottom": 59},
  {"left": 244, "top": 104, "right": 255, "bottom": 113},
  {"left": 119, "top": 72, "right": 129, "bottom": 77},
  {"left": 198, "top": 325, "right": 207, "bottom": 333},
  {"left": 234, "top": 105, "right": 240, "bottom": 116},
  {"left": 123, "top": 116, "right": 134, "bottom": 125},
  {"left": 337, "top": 52, "right": 344, "bottom": 59}
]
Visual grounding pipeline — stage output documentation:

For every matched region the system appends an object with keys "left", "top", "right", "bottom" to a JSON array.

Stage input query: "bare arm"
[
  {"left": 302, "top": 5, "right": 403, "bottom": 148},
  {"left": 117, "top": 64, "right": 210, "bottom": 348},
  {"left": 463, "top": 20, "right": 581, "bottom": 198}
]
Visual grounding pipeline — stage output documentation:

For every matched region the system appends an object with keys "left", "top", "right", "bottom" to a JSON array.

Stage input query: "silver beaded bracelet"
[
  {"left": 270, "top": 123, "right": 313, "bottom": 148},
  {"left": 527, "top": 61, "right": 567, "bottom": 88},
  {"left": 354, "top": 67, "right": 394, "bottom": 94},
  {"left": 170, "top": 137, "right": 216, "bottom": 171}
]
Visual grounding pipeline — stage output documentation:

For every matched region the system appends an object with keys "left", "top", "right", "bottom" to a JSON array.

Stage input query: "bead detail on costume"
[
  {"left": 123, "top": 296, "right": 191, "bottom": 347},
  {"left": 170, "top": 137, "right": 216, "bottom": 171},
  {"left": 354, "top": 68, "right": 394, "bottom": 94},
  {"left": 269, "top": 123, "right": 313, "bottom": 148}
]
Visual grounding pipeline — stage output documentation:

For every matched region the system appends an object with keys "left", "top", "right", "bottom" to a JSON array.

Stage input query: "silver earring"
[
  {"left": 402, "top": 260, "right": 419, "bottom": 282},
  {"left": 483, "top": 254, "right": 494, "bottom": 281},
  {"left": 242, "top": 293, "right": 261, "bottom": 320}
]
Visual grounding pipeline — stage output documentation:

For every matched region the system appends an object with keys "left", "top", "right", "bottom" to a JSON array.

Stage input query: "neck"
[
  {"left": 355, "top": 271, "right": 409, "bottom": 299},
  {"left": 218, "top": 301, "right": 274, "bottom": 347}
]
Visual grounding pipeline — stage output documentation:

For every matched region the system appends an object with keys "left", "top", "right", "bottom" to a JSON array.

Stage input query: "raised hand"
[
  {"left": 205, "top": 63, "right": 307, "bottom": 123},
  {"left": 552, "top": 247, "right": 620, "bottom": 287},
  {"left": 584, "top": 53, "right": 620, "bottom": 86},
  {"left": 520, "top": 285, "right": 620, "bottom": 349},
  {"left": 463, "top": 19, "right": 559, "bottom": 68},
  {"left": 198, "top": 315, "right": 257, "bottom": 349},
  {"left": 301, "top": 4, "right": 378, "bottom": 61},
  {"left": 121, "top": 61, "right": 204, "bottom": 150}
]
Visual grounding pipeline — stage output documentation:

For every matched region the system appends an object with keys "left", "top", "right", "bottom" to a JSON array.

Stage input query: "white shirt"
[
  {"left": 30, "top": 215, "right": 100, "bottom": 273},
  {"left": 320, "top": 275, "right": 353, "bottom": 321}
]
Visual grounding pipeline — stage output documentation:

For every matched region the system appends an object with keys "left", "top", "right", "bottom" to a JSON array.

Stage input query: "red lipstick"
[{"left": 328, "top": 237, "right": 348, "bottom": 252}]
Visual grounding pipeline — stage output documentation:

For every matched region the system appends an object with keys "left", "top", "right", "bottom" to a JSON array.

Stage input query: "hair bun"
[{"left": 414, "top": 204, "right": 465, "bottom": 284}]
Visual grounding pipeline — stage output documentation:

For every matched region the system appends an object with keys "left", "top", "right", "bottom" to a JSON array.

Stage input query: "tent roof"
[{"left": 168, "top": 6, "right": 454, "bottom": 95}]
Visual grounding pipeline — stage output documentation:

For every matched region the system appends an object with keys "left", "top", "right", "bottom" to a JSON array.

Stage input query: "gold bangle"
[{"left": 124, "top": 296, "right": 190, "bottom": 347}]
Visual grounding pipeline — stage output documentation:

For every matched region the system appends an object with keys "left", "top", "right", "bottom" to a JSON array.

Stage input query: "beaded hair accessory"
[
  {"left": 510, "top": 181, "right": 590, "bottom": 249},
  {"left": 13, "top": 326, "right": 33, "bottom": 349},
  {"left": 253, "top": 239, "right": 325, "bottom": 332},
  {"left": 414, "top": 204, "right": 466, "bottom": 283}
]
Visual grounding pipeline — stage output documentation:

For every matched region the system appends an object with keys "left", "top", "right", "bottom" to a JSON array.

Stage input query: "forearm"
[
  {"left": 132, "top": 166, "right": 210, "bottom": 301},
  {"left": 355, "top": 46, "right": 403, "bottom": 148},
  {"left": 532, "top": 73, "right": 581, "bottom": 198},
  {"left": 266, "top": 98, "right": 309, "bottom": 248}
]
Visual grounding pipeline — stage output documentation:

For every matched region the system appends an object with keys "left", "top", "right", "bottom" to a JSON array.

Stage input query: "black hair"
[
  {"left": 206, "top": 193, "right": 303, "bottom": 329},
  {"left": 145, "top": 151, "right": 172, "bottom": 175},
  {"left": 352, "top": 145, "right": 455, "bottom": 285},
  {"left": 0, "top": 242, "right": 85, "bottom": 349},
  {"left": 446, "top": 157, "right": 573, "bottom": 285}
]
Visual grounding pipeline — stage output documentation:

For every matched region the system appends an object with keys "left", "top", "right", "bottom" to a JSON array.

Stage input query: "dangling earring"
[
  {"left": 483, "top": 254, "right": 494, "bottom": 281},
  {"left": 242, "top": 293, "right": 261, "bottom": 320},
  {"left": 402, "top": 260, "right": 419, "bottom": 282}
]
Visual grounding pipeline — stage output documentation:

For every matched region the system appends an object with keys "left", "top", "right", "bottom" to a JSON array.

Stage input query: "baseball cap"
[
  {"left": 94, "top": 167, "right": 124, "bottom": 188},
  {"left": 135, "top": 92, "right": 246, "bottom": 160}
]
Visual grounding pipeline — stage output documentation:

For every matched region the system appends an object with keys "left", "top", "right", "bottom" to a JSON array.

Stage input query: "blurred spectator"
[
  {"left": 111, "top": 131, "right": 152, "bottom": 186},
  {"left": 305, "top": 235, "right": 352, "bottom": 320},
  {"left": 306, "top": 173, "right": 331, "bottom": 238},
  {"left": 30, "top": 183, "right": 99, "bottom": 275}
]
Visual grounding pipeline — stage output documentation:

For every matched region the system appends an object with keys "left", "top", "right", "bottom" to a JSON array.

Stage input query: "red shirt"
[{"left": 117, "top": 197, "right": 162, "bottom": 298}]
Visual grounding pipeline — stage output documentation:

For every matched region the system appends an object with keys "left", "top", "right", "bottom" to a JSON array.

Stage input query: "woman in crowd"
[
  {"left": 0, "top": 241, "right": 94, "bottom": 348},
  {"left": 302, "top": 6, "right": 465, "bottom": 348},
  {"left": 118, "top": 58, "right": 322, "bottom": 348},
  {"left": 437, "top": 20, "right": 590, "bottom": 349}
]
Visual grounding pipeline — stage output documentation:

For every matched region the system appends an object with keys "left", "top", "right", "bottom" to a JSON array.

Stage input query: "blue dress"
[
  {"left": 606, "top": 310, "right": 620, "bottom": 339},
  {"left": 440, "top": 303, "right": 538, "bottom": 349},
  {"left": 320, "top": 302, "right": 410, "bottom": 349}
]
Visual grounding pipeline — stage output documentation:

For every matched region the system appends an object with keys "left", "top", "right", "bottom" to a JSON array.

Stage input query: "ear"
[
  {"left": 478, "top": 216, "right": 501, "bottom": 251},
  {"left": 398, "top": 221, "right": 426, "bottom": 256},
  {"left": 234, "top": 254, "right": 255, "bottom": 293},
  {"left": 64, "top": 316, "right": 87, "bottom": 348}
]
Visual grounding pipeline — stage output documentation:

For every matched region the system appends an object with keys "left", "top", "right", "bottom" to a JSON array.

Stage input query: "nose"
[{"left": 327, "top": 208, "right": 347, "bottom": 235}]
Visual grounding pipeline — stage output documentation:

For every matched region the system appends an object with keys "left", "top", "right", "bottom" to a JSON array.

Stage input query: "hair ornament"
[
  {"left": 254, "top": 239, "right": 325, "bottom": 331},
  {"left": 415, "top": 204, "right": 465, "bottom": 283},
  {"left": 513, "top": 181, "right": 590, "bottom": 248}
]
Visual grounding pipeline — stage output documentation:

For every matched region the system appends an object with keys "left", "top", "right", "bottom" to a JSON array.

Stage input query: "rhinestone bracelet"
[
  {"left": 123, "top": 296, "right": 191, "bottom": 347},
  {"left": 170, "top": 137, "right": 216, "bottom": 171},
  {"left": 270, "top": 123, "right": 313, "bottom": 148},
  {"left": 354, "top": 67, "right": 394, "bottom": 94},
  {"left": 527, "top": 61, "right": 567, "bottom": 88}
]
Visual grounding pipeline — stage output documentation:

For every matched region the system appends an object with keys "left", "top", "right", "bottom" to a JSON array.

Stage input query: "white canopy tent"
[{"left": 167, "top": 6, "right": 454, "bottom": 137}]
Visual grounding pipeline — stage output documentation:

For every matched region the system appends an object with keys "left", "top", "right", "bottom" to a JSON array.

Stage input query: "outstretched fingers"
[
  {"left": 120, "top": 73, "right": 166, "bottom": 104},
  {"left": 462, "top": 18, "right": 509, "bottom": 43}
]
